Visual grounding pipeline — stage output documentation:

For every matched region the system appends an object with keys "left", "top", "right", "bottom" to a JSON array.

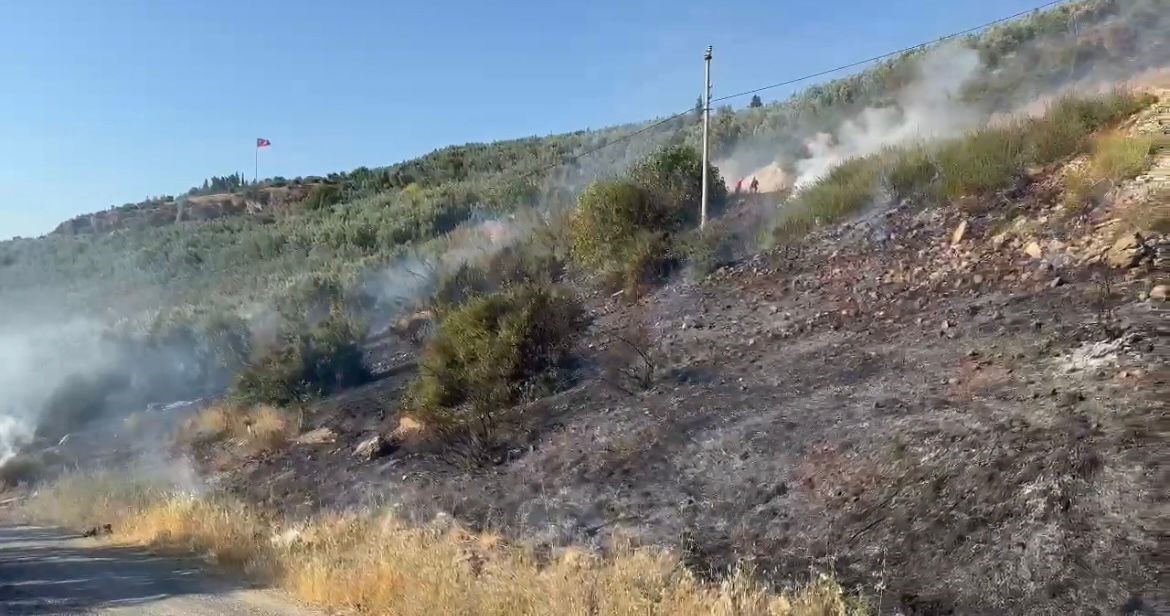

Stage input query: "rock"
[
  {"left": 295, "top": 427, "right": 337, "bottom": 445},
  {"left": 1049, "top": 276, "right": 1066, "bottom": 288},
  {"left": 83, "top": 524, "right": 113, "bottom": 538},
  {"left": 951, "top": 220, "right": 969, "bottom": 245},
  {"left": 353, "top": 434, "right": 391, "bottom": 460},
  {"left": 1105, "top": 234, "right": 1142, "bottom": 268},
  {"left": 972, "top": 274, "right": 984, "bottom": 285},
  {"left": 1025, "top": 242, "right": 1043, "bottom": 259},
  {"left": 1150, "top": 285, "right": 1169, "bottom": 301}
]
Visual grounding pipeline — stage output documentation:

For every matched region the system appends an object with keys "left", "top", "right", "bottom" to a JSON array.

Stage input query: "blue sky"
[{"left": 0, "top": 0, "right": 1050, "bottom": 238}]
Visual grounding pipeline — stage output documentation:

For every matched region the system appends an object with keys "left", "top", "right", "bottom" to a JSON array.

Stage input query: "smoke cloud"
[{"left": 718, "top": 1, "right": 1170, "bottom": 197}]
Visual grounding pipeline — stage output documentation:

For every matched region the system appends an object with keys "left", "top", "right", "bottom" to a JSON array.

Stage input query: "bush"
[
  {"left": 431, "top": 241, "right": 566, "bottom": 309},
  {"left": 570, "top": 181, "right": 660, "bottom": 269},
  {"left": 570, "top": 146, "right": 729, "bottom": 293},
  {"left": 1089, "top": 132, "right": 1153, "bottom": 182},
  {"left": 936, "top": 124, "right": 1029, "bottom": 200},
  {"left": 303, "top": 184, "right": 344, "bottom": 211},
  {"left": 677, "top": 227, "right": 735, "bottom": 278},
  {"left": 885, "top": 145, "right": 937, "bottom": 201},
  {"left": 613, "top": 231, "right": 674, "bottom": 295},
  {"left": 627, "top": 145, "right": 727, "bottom": 225},
  {"left": 408, "top": 285, "right": 585, "bottom": 439},
  {"left": 233, "top": 310, "right": 370, "bottom": 406}
]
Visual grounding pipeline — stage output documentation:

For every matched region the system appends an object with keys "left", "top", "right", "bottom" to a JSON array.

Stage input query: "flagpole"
[{"left": 254, "top": 145, "right": 259, "bottom": 184}]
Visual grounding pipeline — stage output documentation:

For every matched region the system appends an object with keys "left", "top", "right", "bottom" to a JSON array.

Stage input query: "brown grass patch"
[
  {"left": 180, "top": 403, "right": 300, "bottom": 453},
  {"left": 22, "top": 474, "right": 868, "bottom": 615}
]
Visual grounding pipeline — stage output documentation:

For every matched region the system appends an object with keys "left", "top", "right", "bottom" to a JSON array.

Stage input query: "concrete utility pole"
[{"left": 700, "top": 45, "right": 713, "bottom": 230}]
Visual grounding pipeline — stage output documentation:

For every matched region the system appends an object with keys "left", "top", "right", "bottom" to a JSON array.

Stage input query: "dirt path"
[{"left": 0, "top": 526, "right": 317, "bottom": 616}]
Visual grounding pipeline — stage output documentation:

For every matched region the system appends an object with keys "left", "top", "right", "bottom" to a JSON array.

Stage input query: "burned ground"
[{"left": 181, "top": 100, "right": 1170, "bottom": 615}]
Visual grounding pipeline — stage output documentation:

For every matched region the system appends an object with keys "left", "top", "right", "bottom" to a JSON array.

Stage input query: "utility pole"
[{"left": 700, "top": 46, "right": 712, "bottom": 231}]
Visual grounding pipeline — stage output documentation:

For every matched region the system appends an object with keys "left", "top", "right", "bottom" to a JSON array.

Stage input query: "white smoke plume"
[{"left": 792, "top": 44, "right": 985, "bottom": 189}]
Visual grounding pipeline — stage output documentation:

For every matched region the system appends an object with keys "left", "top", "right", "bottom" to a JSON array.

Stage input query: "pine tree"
[{"left": 749, "top": 95, "right": 763, "bottom": 108}]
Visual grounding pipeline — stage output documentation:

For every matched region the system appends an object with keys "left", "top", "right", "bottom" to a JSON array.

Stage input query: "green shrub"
[
  {"left": 936, "top": 124, "right": 1029, "bottom": 200},
  {"left": 884, "top": 145, "right": 937, "bottom": 201},
  {"left": 570, "top": 181, "right": 660, "bottom": 269},
  {"left": 1026, "top": 110, "right": 1090, "bottom": 164},
  {"left": 627, "top": 145, "right": 726, "bottom": 224},
  {"left": 303, "top": 184, "right": 344, "bottom": 211},
  {"left": 232, "top": 309, "right": 370, "bottom": 406},
  {"left": 612, "top": 231, "right": 674, "bottom": 296},
  {"left": 408, "top": 285, "right": 585, "bottom": 437},
  {"left": 677, "top": 227, "right": 735, "bottom": 277},
  {"left": 774, "top": 157, "right": 881, "bottom": 242},
  {"left": 431, "top": 242, "right": 566, "bottom": 309}
]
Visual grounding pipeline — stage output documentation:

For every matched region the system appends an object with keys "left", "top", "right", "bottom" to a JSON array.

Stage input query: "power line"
[
  {"left": 711, "top": 0, "right": 1071, "bottom": 104},
  {"left": 523, "top": 0, "right": 1074, "bottom": 180}
]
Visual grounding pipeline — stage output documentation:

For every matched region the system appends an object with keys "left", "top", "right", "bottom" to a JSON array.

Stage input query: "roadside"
[{"left": 0, "top": 524, "right": 317, "bottom": 616}]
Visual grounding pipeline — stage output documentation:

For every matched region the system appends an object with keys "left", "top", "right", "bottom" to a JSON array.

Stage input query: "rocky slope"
[{"left": 181, "top": 93, "right": 1170, "bottom": 615}]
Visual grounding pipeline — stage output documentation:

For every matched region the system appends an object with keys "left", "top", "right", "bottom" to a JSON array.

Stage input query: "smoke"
[
  {"left": 716, "top": 1, "right": 1170, "bottom": 197},
  {"left": 0, "top": 313, "right": 236, "bottom": 467},
  {"left": 358, "top": 214, "right": 531, "bottom": 335},
  {"left": 793, "top": 45, "right": 984, "bottom": 188}
]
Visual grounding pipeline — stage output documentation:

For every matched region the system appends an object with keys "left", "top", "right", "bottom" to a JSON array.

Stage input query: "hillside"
[
  {"left": 2, "top": 1, "right": 1169, "bottom": 615},
  {"left": 3, "top": 0, "right": 1167, "bottom": 318}
]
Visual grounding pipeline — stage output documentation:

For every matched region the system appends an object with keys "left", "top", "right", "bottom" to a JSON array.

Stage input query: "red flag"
[{"left": 256, "top": 138, "right": 271, "bottom": 148}]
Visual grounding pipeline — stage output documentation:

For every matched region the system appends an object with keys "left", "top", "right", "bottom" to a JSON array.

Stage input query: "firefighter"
[
  {"left": 750, "top": 177, "right": 760, "bottom": 193},
  {"left": 734, "top": 178, "right": 743, "bottom": 194}
]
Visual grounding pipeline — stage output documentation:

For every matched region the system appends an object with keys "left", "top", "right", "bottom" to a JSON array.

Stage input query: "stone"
[
  {"left": 1106, "top": 234, "right": 1142, "bottom": 269},
  {"left": 1025, "top": 242, "right": 1043, "bottom": 259},
  {"left": 1050, "top": 276, "right": 1066, "bottom": 288},
  {"left": 353, "top": 434, "right": 392, "bottom": 460},
  {"left": 1151, "top": 285, "right": 1169, "bottom": 301},
  {"left": 295, "top": 427, "right": 337, "bottom": 445},
  {"left": 951, "top": 220, "right": 969, "bottom": 245}
]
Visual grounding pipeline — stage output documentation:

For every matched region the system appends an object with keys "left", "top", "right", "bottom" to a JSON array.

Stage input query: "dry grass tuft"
[
  {"left": 179, "top": 403, "right": 300, "bottom": 453},
  {"left": 22, "top": 474, "right": 866, "bottom": 615},
  {"left": 1089, "top": 132, "right": 1154, "bottom": 182}
]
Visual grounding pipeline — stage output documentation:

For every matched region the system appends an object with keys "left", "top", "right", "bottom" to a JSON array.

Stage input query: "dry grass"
[
  {"left": 1089, "top": 132, "right": 1154, "bottom": 182},
  {"left": 1121, "top": 191, "right": 1170, "bottom": 235},
  {"left": 179, "top": 402, "right": 300, "bottom": 452},
  {"left": 22, "top": 473, "right": 866, "bottom": 615},
  {"left": 1064, "top": 132, "right": 1156, "bottom": 212}
]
